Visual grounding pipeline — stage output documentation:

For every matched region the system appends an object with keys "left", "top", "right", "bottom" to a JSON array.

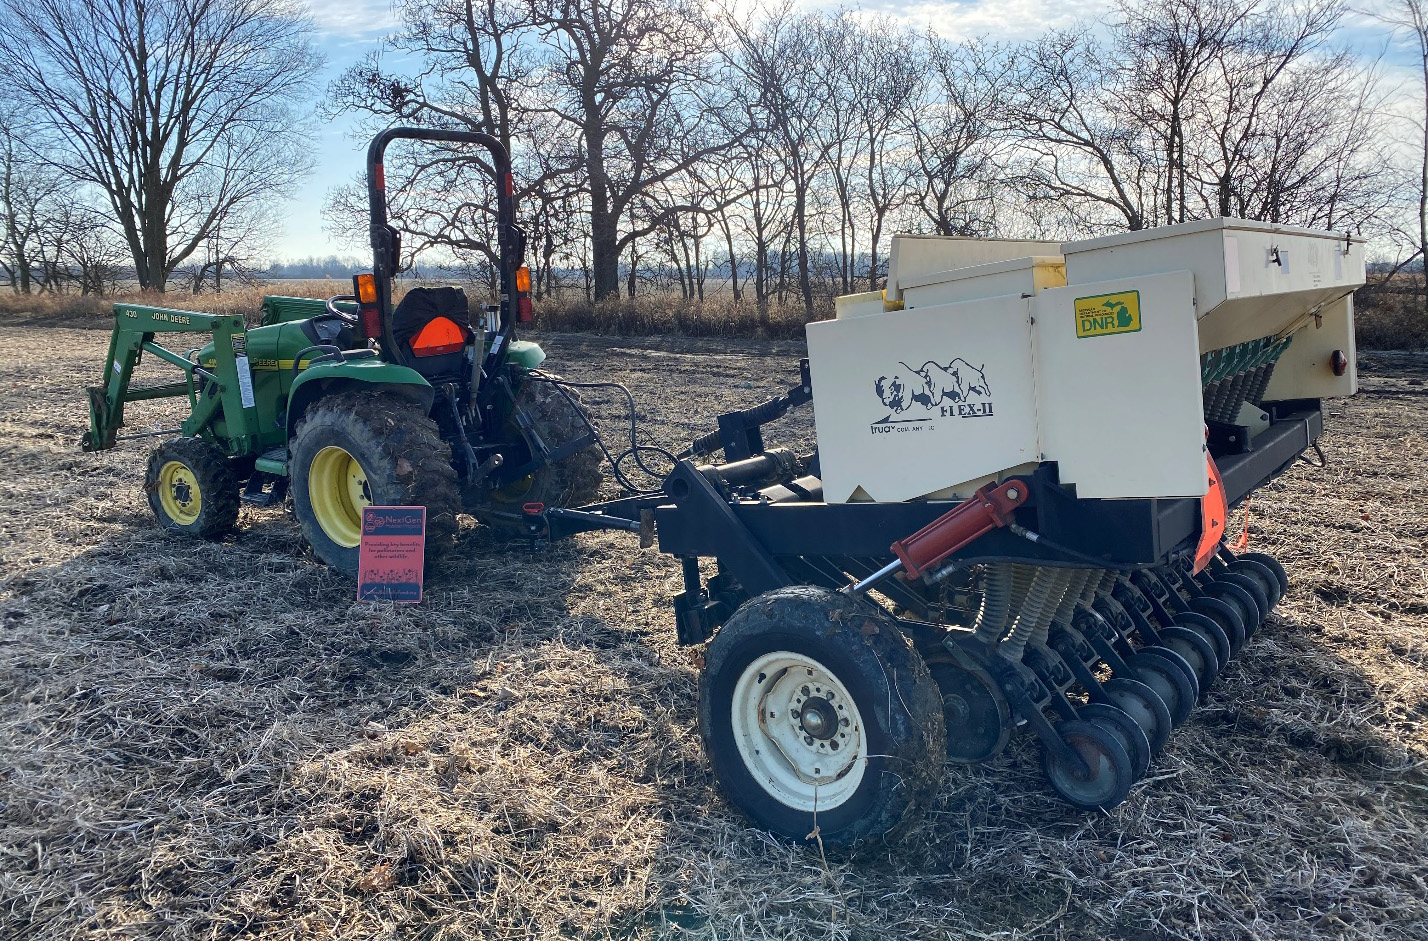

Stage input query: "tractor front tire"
[
  {"left": 145, "top": 437, "right": 240, "bottom": 539},
  {"left": 290, "top": 390, "right": 459, "bottom": 575},
  {"left": 477, "top": 374, "right": 604, "bottom": 532}
]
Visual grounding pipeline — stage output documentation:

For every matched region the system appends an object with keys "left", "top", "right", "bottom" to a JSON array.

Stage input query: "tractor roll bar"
[{"left": 365, "top": 127, "right": 525, "bottom": 368}]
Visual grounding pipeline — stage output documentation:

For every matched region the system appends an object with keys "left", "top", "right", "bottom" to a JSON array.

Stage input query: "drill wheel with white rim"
[{"left": 697, "top": 585, "right": 945, "bottom": 851}]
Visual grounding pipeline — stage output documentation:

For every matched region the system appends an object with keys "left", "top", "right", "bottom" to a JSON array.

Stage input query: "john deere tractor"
[{"left": 82, "top": 128, "right": 602, "bottom": 573}]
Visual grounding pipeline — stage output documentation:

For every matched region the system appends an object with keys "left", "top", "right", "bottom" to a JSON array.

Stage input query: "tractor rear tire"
[
  {"left": 477, "top": 374, "right": 604, "bottom": 533},
  {"left": 290, "top": 390, "right": 459, "bottom": 575},
  {"left": 698, "top": 586, "right": 946, "bottom": 853},
  {"left": 145, "top": 437, "right": 240, "bottom": 539}
]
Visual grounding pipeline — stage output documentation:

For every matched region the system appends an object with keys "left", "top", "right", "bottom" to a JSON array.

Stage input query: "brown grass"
[
  {"left": 0, "top": 283, "right": 834, "bottom": 341},
  {"left": 4, "top": 280, "right": 1424, "bottom": 348},
  {"left": 1, "top": 329, "right": 1427, "bottom": 940},
  {"left": 1354, "top": 284, "right": 1428, "bottom": 350},
  {"left": 0, "top": 281, "right": 347, "bottom": 328},
  {"left": 530, "top": 295, "right": 834, "bottom": 340}
]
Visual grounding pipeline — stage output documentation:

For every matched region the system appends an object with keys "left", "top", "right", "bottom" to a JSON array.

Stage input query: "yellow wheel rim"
[
  {"left": 157, "top": 460, "right": 202, "bottom": 526},
  {"left": 309, "top": 445, "right": 371, "bottom": 548},
  {"left": 490, "top": 473, "right": 536, "bottom": 504}
]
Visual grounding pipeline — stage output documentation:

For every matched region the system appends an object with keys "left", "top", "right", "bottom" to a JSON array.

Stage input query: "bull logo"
[{"left": 875, "top": 359, "right": 991, "bottom": 415}]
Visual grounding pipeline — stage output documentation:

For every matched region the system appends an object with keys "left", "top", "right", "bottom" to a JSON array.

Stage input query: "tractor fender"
[
  {"left": 285, "top": 360, "right": 434, "bottom": 437},
  {"left": 505, "top": 339, "right": 546, "bottom": 370}
]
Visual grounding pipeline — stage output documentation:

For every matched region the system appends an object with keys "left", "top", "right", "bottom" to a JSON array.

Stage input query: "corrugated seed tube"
[{"left": 972, "top": 563, "right": 1015, "bottom": 643}]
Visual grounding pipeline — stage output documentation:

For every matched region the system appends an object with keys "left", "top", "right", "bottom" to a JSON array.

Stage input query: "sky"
[
  {"left": 277, "top": 0, "right": 398, "bottom": 261},
  {"left": 278, "top": 0, "right": 1416, "bottom": 262}
]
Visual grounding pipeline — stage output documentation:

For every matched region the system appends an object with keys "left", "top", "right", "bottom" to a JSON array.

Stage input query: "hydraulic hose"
[{"left": 522, "top": 370, "right": 677, "bottom": 496}]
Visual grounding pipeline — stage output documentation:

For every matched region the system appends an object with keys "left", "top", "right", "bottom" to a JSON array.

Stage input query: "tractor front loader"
[{"left": 82, "top": 128, "right": 602, "bottom": 572}]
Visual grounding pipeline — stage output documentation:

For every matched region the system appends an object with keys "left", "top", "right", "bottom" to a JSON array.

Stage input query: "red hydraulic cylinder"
[{"left": 890, "top": 480, "right": 1030, "bottom": 579}]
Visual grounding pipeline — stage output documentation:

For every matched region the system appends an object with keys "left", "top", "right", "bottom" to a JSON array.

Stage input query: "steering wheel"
[{"left": 325, "top": 294, "right": 360, "bottom": 324}]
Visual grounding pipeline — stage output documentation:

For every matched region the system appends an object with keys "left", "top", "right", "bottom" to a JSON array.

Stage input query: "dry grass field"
[
  {"left": 0, "top": 283, "right": 830, "bottom": 341},
  {"left": 2, "top": 319, "right": 1427, "bottom": 940}
]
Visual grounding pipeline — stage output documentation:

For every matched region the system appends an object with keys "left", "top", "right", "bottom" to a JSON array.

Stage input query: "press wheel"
[
  {"left": 1079, "top": 703, "right": 1151, "bottom": 779},
  {"left": 1188, "top": 596, "right": 1247, "bottom": 656},
  {"left": 1101, "top": 676, "right": 1172, "bottom": 755},
  {"left": 1158, "top": 624, "right": 1221, "bottom": 692},
  {"left": 1239, "top": 552, "right": 1289, "bottom": 599},
  {"left": 1124, "top": 649, "right": 1197, "bottom": 728},
  {"left": 1041, "top": 719, "right": 1134, "bottom": 811},
  {"left": 1229, "top": 559, "right": 1282, "bottom": 610},
  {"left": 1199, "top": 579, "right": 1261, "bottom": 641}
]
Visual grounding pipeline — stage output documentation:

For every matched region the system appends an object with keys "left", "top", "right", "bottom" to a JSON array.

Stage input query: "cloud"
[
  {"left": 304, "top": 0, "right": 396, "bottom": 38},
  {"left": 833, "top": 0, "right": 1112, "bottom": 40}
]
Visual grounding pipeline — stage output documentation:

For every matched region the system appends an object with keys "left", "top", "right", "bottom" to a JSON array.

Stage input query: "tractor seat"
[{"left": 391, "top": 286, "right": 474, "bottom": 379}]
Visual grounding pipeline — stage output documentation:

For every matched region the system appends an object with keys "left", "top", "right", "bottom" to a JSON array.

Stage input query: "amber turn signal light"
[{"left": 355, "top": 273, "right": 378, "bottom": 305}]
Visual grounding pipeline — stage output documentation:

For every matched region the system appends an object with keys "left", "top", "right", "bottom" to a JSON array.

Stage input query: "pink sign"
[{"left": 357, "top": 506, "right": 426, "bottom": 602}]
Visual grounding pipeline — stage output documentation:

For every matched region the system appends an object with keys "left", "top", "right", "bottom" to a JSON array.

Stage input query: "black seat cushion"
[
  {"left": 392, "top": 287, "right": 470, "bottom": 347},
  {"left": 391, "top": 286, "right": 472, "bottom": 377}
]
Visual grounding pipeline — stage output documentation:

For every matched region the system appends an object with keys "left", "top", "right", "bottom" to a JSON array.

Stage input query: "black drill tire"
[
  {"left": 291, "top": 389, "right": 459, "bottom": 575},
  {"left": 1239, "top": 552, "right": 1289, "bottom": 599},
  {"left": 144, "top": 437, "right": 240, "bottom": 539},
  {"left": 698, "top": 586, "right": 946, "bottom": 853},
  {"left": 478, "top": 373, "right": 604, "bottom": 532}
]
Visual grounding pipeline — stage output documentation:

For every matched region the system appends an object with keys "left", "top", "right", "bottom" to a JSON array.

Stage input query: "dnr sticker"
[{"left": 1074, "top": 290, "right": 1141, "bottom": 339}]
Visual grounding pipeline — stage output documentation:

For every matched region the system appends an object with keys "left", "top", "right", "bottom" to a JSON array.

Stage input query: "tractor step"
[
  {"left": 254, "top": 448, "right": 287, "bottom": 475},
  {"left": 241, "top": 460, "right": 289, "bottom": 507}
]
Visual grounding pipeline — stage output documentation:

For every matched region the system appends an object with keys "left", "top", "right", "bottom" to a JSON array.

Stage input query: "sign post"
[{"left": 357, "top": 506, "right": 426, "bottom": 602}]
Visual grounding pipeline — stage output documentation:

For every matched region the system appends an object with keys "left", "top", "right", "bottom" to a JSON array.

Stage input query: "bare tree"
[
  {"left": 324, "top": 0, "right": 1399, "bottom": 313},
  {"left": 707, "top": 49, "right": 795, "bottom": 323},
  {"left": 177, "top": 202, "right": 276, "bottom": 294},
  {"left": 530, "top": 0, "right": 732, "bottom": 301},
  {"left": 1001, "top": 0, "right": 1386, "bottom": 241},
  {"left": 727, "top": 5, "right": 834, "bottom": 317},
  {"left": 327, "top": 0, "right": 553, "bottom": 277},
  {"left": 0, "top": 0, "right": 320, "bottom": 291},
  {"left": 1114, "top": 0, "right": 1256, "bottom": 225},
  {"left": 59, "top": 208, "right": 128, "bottom": 295},
  {"left": 1006, "top": 29, "right": 1159, "bottom": 231},
  {"left": 329, "top": 0, "right": 732, "bottom": 303},
  {"left": 1197, "top": 46, "right": 1392, "bottom": 228},
  {"left": 1381, "top": 0, "right": 1428, "bottom": 281},
  {"left": 911, "top": 38, "right": 1010, "bottom": 240},
  {"left": 806, "top": 14, "right": 866, "bottom": 295},
  {"left": 849, "top": 24, "right": 924, "bottom": 290},
  {"left": 0, "top": 110, "right": 69, "bottom": 293},
  {"left": 1191, "top": 0, "right": 1350, "bottom": 220}
]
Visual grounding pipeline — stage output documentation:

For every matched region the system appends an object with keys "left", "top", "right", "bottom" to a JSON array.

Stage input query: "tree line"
[
  {"left": 328, "top": 0, "right": 1407, "bottom": 321},
  {"left": 0, "top": 0, "right": 1426, "bottom": 313}
]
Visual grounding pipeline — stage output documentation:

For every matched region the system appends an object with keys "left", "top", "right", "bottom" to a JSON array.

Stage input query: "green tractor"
[{"left": 82, "top": 128, "right": 603, "bottom": 573}]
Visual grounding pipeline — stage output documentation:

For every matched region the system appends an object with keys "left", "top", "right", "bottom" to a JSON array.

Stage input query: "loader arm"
[{"left": 82, "top": 305, "right": 257, "bottom": 454}]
